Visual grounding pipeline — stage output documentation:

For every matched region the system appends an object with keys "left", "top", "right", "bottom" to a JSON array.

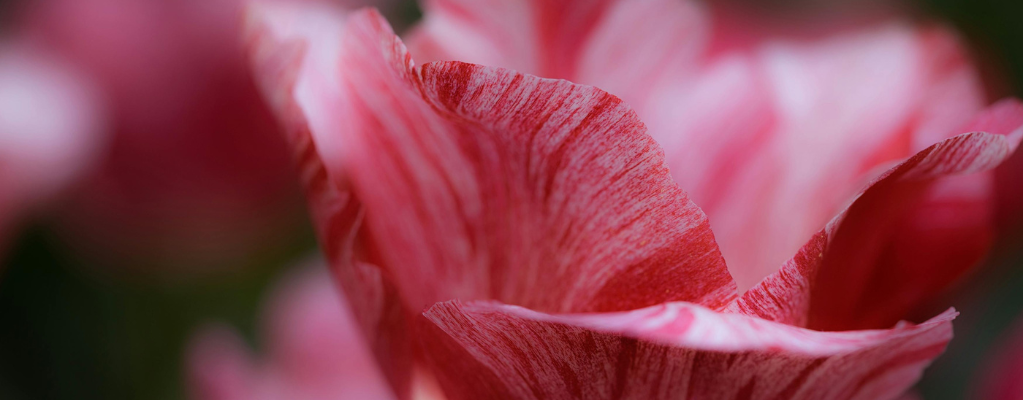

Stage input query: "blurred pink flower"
[
  {"left": 13, "top": 0, "right": 305, "bottom": 275},
  {"left": 244, "top": 1, "right": 1023, "bottom": 399},
  {"left": 0, "top": 42, "right": 105, "bottom": 259},
  {"left": 186, "top": 260, "right": 397, "bottom": 400}
]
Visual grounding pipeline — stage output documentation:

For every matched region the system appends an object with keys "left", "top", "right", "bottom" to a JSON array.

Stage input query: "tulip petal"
[
  {"left": 407, "top": 1, "right": 988, "bottom": 292},
  {"left": 420, "top": 300, "right": 955, "bottom": 400},
  {"left": 713, "top": 23, "right": 985, "bottom": 291},
  {"left": 807, "top": 100, "right": 1023, "bottom": 331},
  {"left": 247, "top": 3, "right": 738, "bottom": 396},
  {"left": 187, "top": 325, "right": 262, "bottom": 400},
  {"left": 408, "top": 0, "right": 706, "bottom": 109},
  {"left": 735, "top": 100, "right": 1023, "bottom": 330},
  {"left": 728, "top": 231, "right": 827, "bottom": 327},
  {"left": 245, "top": 2, "right": 414, "bottom": 394},
  {"left": 248, "top": 3, "right": 737, "bottom": 314},
  {"left": 186, "top": 264, "right": 396, "bottom": 400}
]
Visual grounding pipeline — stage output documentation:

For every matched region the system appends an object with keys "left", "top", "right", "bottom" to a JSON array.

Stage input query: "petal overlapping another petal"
[
  {"left": 420, "top": 300, "right": 955, "bottom": 400},
  {"left": 406, "top": 0, "right": 988, "bottom": 294},
  {"left": 243, "top": 2, "right": 1011, "bottom": 399},
  {"left": 248, "top": 2, "right": 737, "bottom": 318},
  {"left": 737, "top": 100, "right": 1023, "bottom": 330},
  {"left": 247, "top": 3, "right": 737, "bottom": 397}
]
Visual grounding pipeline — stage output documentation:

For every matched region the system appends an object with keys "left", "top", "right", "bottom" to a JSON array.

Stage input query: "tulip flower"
[
  {"left": 15, "top": 0, "right": 304, "bottom": 275},
  {"left": 245, "top": 1, "right": 1023, "bottom": 399},
  {"left": 187, "top": 261, "right": 396, "bottom": 400},
  {"left": 0, "top": 42, "right": 105, "bottom": 260}
]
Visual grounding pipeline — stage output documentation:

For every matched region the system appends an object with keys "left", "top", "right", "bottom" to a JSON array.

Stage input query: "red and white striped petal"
[
  {"left": 807, "top": 100, "right": 1023, "bottom": 331},
  {"left": 248, "top": 0, "right": 736, "bottom": 316},
  {"left": 245, "top": 1, "right": 413, "bottom": 394},
  {"left": 735, "top": 100, "right": 1023, "bottom": 330},
  {"left": 407, "top": 0, "right": 707, "bottom": 108},
  {"left": 405, "top": 0, "right": 988, "bottom": 296},
  {"left": 420, "top": 300, "right": 955, "bottom": 400},
  {"left": 711, "top": 23, "right": 985, "bottom": 290},
  {"left": 246, "top": 2, "right": 738, "bottom": 396}
]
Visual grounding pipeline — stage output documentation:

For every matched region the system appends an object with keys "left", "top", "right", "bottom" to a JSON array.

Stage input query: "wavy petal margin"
[
  {"left": 421, "top": 300, "right": 955, "bottom": 400},
  {"left": 243, "top": 2, "right": 989, "bottom": 399},
  {"left": 736, "top": 100, "right": 1023, "bottom": 330},
  {"left": 247, "top": 2, "right": 737, "bottom": 316},
  {"left": 246, "top": 1, "right": 737, "bottom": 397},
  {"left": 406, "top": 0, "right": 988, "bottom": 295}
]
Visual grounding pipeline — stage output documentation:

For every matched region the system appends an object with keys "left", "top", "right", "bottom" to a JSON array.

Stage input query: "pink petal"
[
  {"left": 807, "top": 100, "right": 1023, "bottom": 331},
  {"left": 727, "top": 231, "right": 827, "bottom": 327},
  {"left": 711, "top": 22, "right": 985, "bottom": 291},
  {"left": 736, "top": 100, "right": 1023, "bottom": 331},
  {"left": 408, "top": 0, "right": 707, "bottom": 112},
  {"left": 420, "top": 300, "right": 955, "bottom": 400},
  {"left": 248, "top": 4, "right": 737, "bottom": 396},
  {"left": 406, "top": 0, "right": 987, "bottom": 292},
  {"left": 0, "top": 42, "right": 105, "bottom": 256},
  {"left": 186, "top": 262, "right": 395, "bottom": 400},
  {"left": 186, "top": 325, "right": 261, "bottom": 400},
  {"left": 245, "top": 2, "right": 414, "bottom": 394},
  {"left": 247, "top": 3, "right": 736, "bottom": 315},
  {"left": 993, "top": 105, "right": 1023, "bottom": 234}
]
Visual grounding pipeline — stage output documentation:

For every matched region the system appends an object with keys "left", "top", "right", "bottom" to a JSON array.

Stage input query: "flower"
[
  {"left": 186, "top": 260, "right": 396, "bottom": 400},
  {"left": 0, "top": 42, "right": 105, "bottom": 261},
  {"left": 245, "top": 1, "right": 1023, "bottom": 399},
  {"left": 14, "top": 0, "right": 305, "bottom": 275}
]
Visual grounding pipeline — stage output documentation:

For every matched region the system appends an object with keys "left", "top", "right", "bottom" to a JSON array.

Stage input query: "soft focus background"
[{"left": 0, "top": 0, "right": 1021, "bottom": 399}]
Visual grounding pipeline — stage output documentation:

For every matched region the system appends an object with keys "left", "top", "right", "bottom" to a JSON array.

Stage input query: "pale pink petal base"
[{"left": 186, "top": 263, "right": 395, "bottom": 400}]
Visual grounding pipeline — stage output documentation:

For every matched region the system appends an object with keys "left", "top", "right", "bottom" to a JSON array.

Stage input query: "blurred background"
[{"left": 0, "top": 0, "right": 1022, "bottom": 399}]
